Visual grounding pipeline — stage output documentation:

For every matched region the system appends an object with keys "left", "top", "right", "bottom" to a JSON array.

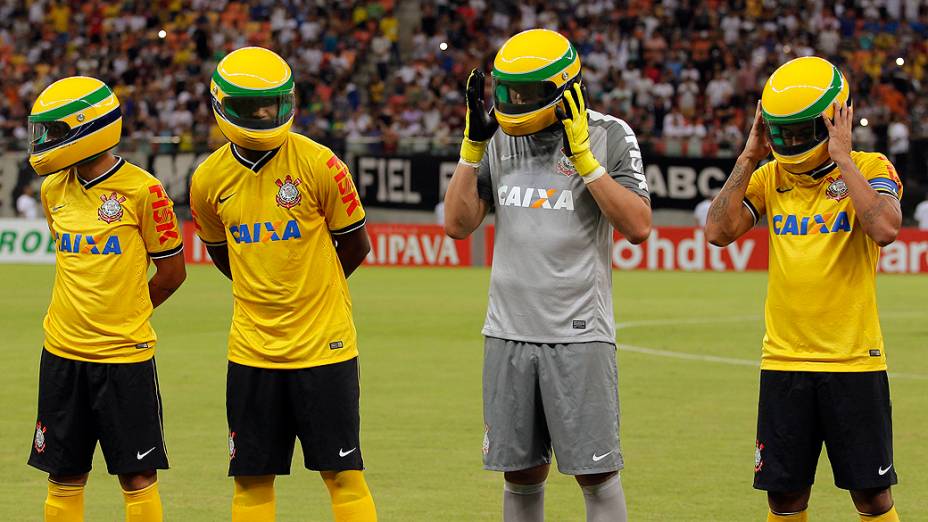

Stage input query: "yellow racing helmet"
[
  {"left": 210, "top": 46, "right": 295, "bottom": 151},
  {"left": 28, "top": 76, "right": 122, "bottom": 176},
  {"left": 492, "top": 29, "right": 581, "bottom": 136},
  {"left": 761, "top": 56, "right": 850, "bottom": 174}
]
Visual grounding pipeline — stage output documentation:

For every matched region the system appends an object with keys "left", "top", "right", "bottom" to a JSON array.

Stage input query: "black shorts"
[
  {"left": 28, "top": 349, "right": 169, "bottom": 476},
  {"left": 753, "top": 370, "right": 896, "bottom": 492},
  {"left": 227, "top": 357, "right": 363, "bottom": 476}
]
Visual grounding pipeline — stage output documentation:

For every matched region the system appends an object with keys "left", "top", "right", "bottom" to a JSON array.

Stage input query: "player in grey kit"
[{"left": 444, "top": 29, "right": 652, "bottom": 522}]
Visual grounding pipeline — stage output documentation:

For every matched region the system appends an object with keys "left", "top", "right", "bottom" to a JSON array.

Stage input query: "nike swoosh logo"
[
  {"left": 218, "top": 193, "right": 235, "bottom": 204},
  {"left": 878, "top": 464, "right": 893, "bottom": 475},
  {"left": 339, "top": 447, "right": 357, "bottom": 457},
  {"left": 137, "top": 447, "right": 157, "bottom": 460},
  {"left": 776, "top": 187, "right": 793, "bottom": 193},
  {"left": 592, "top": 450, "right": 613, "bottom": 462},
  {"left": 51, "top": 204, "right": 66, "bottom": 212}
]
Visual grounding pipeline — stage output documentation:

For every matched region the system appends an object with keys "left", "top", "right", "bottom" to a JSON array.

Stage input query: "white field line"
[
  {"left": 618, "top": 343, "right": 758, "bottom": 367},
  {"left": 615, "top": 315, "right": 928, "bottom": 381},
  {"left": 615, "top": 314, "right": 761, "bottom": 330}
]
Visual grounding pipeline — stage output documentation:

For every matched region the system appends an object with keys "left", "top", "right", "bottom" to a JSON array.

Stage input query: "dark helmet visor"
[
  {"left": 29, "top": 121, "right": 72, "bottom": 154},
  {"left": 765, "top": 116, "right": 830, "bottom": 156},
  {"left": 493, "top": 79, "right": 563, "bottom": 115},
  {"left": 216, "top": 93, "right": 295, "bottom": 130}
]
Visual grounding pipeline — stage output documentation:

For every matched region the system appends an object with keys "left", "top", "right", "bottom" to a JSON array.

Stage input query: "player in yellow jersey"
[
  {"left": 188, "top": 47, "right": 376, "bottom": 522},
  {"left": 26, "top": 76, "right": 186, "bottom": 522},
  {"left": 707, "top": 57, "right": 903, "bottom": 522}
]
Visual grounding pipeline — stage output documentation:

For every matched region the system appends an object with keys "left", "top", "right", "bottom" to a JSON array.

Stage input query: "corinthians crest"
[
  {"left": 754, "top": 440, "right": 764, "bottom": 472},
  {"left": 556, "top": 149, "right": 578, "bottom": 177},
  {"left": 825, "top": 177, "right": 849, "bottom": 201},
  {"left": 98, "top": 192, "right": 126, "bottom": 223},
  {"left": 275, "top": 175, "right": 302, "bottom": 209},
  {"left": 34, "top": 422, "right": 47, "bottom": 453}
]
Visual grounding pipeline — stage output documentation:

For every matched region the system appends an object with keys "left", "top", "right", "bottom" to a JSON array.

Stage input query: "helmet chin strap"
[
  {"left": 783, "top": 157, "right": 838, "bottom": 179},
  {"left": 806, "top": 160, "right": 838, "bottom": 179},
  {"left": 76, "top": 152, "right": 104, "bottom": 166}
]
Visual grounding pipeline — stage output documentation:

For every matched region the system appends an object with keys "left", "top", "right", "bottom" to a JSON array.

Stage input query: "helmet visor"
[
  {"left": 765, "top": 116, "right": 829, "bottom": 156},
  {"left": 29, "top": 120, "right": 72, "bottom": 155},
  {"left": 494, "top": 79, "right": 562, "bottom": 115},
  {"left": 219, "top": 93, "right": 295, "bottom": 130}
]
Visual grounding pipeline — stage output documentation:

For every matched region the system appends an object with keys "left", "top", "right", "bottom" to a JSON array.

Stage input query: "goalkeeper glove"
[
  {"left": 557, "top": 82, "right": 606, "bottom": 183},
  {"left": 459, "top": 68, "right": 498, "bottom": 167}
]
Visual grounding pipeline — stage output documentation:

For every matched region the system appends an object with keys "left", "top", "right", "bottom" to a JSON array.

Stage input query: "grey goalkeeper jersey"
[{"left": 477, "top": 110, "right": 649, "bottom": 345}]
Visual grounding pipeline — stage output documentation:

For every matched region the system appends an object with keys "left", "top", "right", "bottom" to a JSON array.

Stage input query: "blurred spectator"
[
  {"left": 0, "top": 0, "right": 401, "bottom": 153},
  {"left": 0, "top": 0, "right": 921, "bottom": 180},
  {"left": 16, "top": 183, "right": 38, "bottom": 219},
  {"left": 887, "top": 115, "right": 910, "bottom": 176},
  {"left": 434, "top": 199, "right": 445, "bottom": 226},
  {"left": 915, "top": 197, "right": 928, "bottom": 230},
  {"left": 392, "top": 0, "right": 924, "bottom": 161},
  {"left": 694, "top": 196, "right": 712, "bottom": 228}
]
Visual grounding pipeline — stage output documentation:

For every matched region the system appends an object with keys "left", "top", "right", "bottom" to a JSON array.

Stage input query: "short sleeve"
[
  {"left": 861, "top": 153, "right": 903, "bottom": 200},
  {"left": 477, "top": 151, "right": 494, "bottom": 205},
  {"left": 602, "top": 115, "right": 650, "bottom": 199},
  {"left": 319, "top": 152, "right": 366, "bottom": 235},
  {"left": 141, "top": 181, "right": 184, "bottom": 259},
  {"left": 39, "top": 180, "right": 53, "bottom": 234},
  {"left": 743, "top": 164, "right": 768, "bottom": 224},
  {"left": 189, "top": 170, "right": 227, "bottom": 246}
]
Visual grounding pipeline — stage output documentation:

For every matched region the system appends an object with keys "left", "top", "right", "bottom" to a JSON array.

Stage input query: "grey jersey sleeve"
[
  {"left": 594, "top": 113, "right": 650, "bottom": 200},
  {"left": 476, "top": 147, "right": 494, "bottom": 205}
]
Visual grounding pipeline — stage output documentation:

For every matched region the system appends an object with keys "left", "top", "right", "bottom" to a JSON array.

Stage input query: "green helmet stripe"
[
  {"left": 212, "top": 70, "right": 294, "bottom": 96},
  {"left": 763, "top": 66, "right": 843, "bottom": 124},
  {"left": 29, "top": 85, "right": 113, "bottom": 122},
  {"left": 492, "top": 43, "right": 578, "bottom": 82}
]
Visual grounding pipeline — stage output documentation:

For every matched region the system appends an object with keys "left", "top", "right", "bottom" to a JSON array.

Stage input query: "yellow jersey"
[
  {"left": 40, "top": 157, "right": 184, "bottom": 363},
  {"left": 189, "top": 133, "right": 366, "bottom": 369},
  {"left": 745, "top": 151, "right": 903, "bottom": 372}
]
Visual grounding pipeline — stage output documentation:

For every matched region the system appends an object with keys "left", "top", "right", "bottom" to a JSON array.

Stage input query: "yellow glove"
[
  {"left": 557, "top": 82, "right": 605, "bottom": 181},
  {"left": 460, "top": 68, "right": 499, "bottom": 167}
]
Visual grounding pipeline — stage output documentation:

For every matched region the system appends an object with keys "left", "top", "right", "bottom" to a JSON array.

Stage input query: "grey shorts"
[{"left": 482, "top": 337, "right": 622, "bottom": 475}]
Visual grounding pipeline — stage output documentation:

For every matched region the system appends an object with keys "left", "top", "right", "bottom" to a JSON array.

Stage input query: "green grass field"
[{"left": 1, "top": 264, "right": 926, "bottom": 521}]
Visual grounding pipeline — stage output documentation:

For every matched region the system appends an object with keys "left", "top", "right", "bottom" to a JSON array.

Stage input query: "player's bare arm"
[
  {"left": 445, "top": 164, "right": 490, "bottom": 239},
  {"left": 206, "top": 244, "right": 233, "bottom": 280},
  {"left": 823, "top": 102, "right": 902, "bottom": 246},
  {"left": 445, "top": 68, "right": 496, "bottom": 239},
  {"left": 149, "top": 253, "right": 186, "bottom": 308},
  {"left": 334, "top": 225, "right": 371, "bottom": 277},
  {"left": 585, "top": 178, "right": 651, "bottom": 244},
  {"left": 706, "top": 102, "right": 770, "bottom": 246},
  {"left": 558, "top": 83, "right": 650, "bottom": 243}
]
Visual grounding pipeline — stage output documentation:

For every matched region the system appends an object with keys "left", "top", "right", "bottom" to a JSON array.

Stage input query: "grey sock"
[
  {"left": 581, "top": 473, "right": 627, "bottom": 522},
  {"left": 503, "top": 480, "right": 546, "bottom": 522}
]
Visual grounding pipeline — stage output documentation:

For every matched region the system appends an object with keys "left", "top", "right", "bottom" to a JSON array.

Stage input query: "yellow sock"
[
  {"left": 122, "top": 481, "right": 162, "bottom": 522},
  {"left": 45, "top": 480, "right": 84, "bottom": 522},
  {"left": 232, "top": 475, "right": 276, "bottom": 522},
  {"left": 860, "top": 506, "right": 900, "bottom": 522},
  {"left": 768, "top": 509, "right": 808, "bottom": 522},
  {"left": 322, "top": 470, "right": 377, "bottom": 522}
]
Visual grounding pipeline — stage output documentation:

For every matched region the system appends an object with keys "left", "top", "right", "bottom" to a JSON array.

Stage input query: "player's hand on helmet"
[
  {"left": 556, "top": 82, "right": 604, "bottom": 179},
  {"left": 741, "top": 101, "right": 772, "bottom": 164},
  {"left": 460, "top": 68, "right": 498, "bottom": 167},
  {"left": 823, "top": 101, "right": 853, "bottom": 164}
]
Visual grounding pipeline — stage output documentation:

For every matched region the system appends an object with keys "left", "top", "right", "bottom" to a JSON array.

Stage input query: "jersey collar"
[
  {"left": 783, "top": 160, "right": 839, "bottom": 187},
  {"left": 78, "top": 156, "right": 125, "bottom": 190},
  {"left": 231, "top": 144, "right": 280, "bottom": 173},
  {"left": 809, "top": 161, "right": 837, "bottom": 180}
]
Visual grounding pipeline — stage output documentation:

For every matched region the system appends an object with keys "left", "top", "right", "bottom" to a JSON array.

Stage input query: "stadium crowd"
[
  {"left": 0, "top": 0, "right": 925, "bottom": 185},
  {"left": 394, "top": 0, "right": 927, "bottom": 179}
]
